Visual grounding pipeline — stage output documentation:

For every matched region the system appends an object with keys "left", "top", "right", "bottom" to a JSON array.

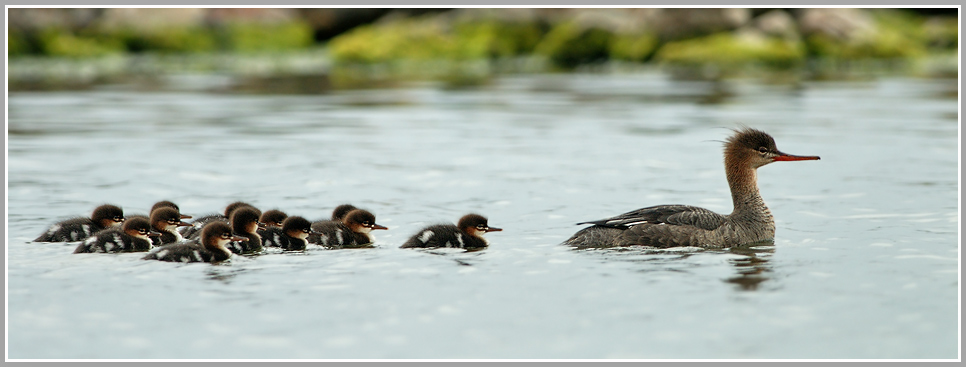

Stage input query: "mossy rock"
[
  {"left": 533, "top": 21, "right": 613, "bottom": 69},
  {"left": 218, "top": 21, "right": 314, "bottom": 52},
  {"left": 8, "top": 30, "right": 32, "bottom": 57},
  {"left": 655, "top": 32, "right": 805, "bottom": 68},
  {"left": 327, "top": 17, "right": 457, "bottom": 64},
  {"left": 924, "top": 16, "right": 958, "bottom": 50},
  {"left": 804, "top": 9, "right": 929, "bottom": 59},
  {"left": 451, "top": 19, "right": 544, "bottom": 59},
  {"left": 327, "top": 15, "right": 544, "bottom": 65},
  {"left": 37, "top": 28, "right": 125, "bottom": 58},
  {"left": 114, "top": 26, "right": 217, "bottom": 53},
  {"left": 609, "top": 32, "right": 659, "bottom": 62}
]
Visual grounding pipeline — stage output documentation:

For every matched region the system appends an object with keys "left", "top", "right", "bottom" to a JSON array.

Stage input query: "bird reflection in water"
[
  {"left": 572, "top": 240, "right": 776, "bottom": 291},
  {"left": 724, "top": 240, "right": 775, "bottom": 291}
]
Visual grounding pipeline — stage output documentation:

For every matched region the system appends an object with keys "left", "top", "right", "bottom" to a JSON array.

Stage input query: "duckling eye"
[
  {"left": 757, "top": 146, "right": 768, "bottom": 154},
  {"left": 362, "top": 221, "right": 370, "bottom": 226},
  {"left": 167, "top": 219, "right": 178, "bottom": 225},
  {"left": 139, "top": 229, "right": 148, "bottom": 235},
  {"left": 114, "top": 216, "right": 123, "bottom": 221},
  {"left": 221, "top": 233, "right": 231, "bottom": 239},
  {"left": 477, "top": 225, "right": 486, "bottom": 230}
]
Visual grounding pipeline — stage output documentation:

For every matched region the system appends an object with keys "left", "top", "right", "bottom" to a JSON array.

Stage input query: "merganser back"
[
  {"left": 261, "top": 216, "right": 318, "bottom": 251},
  {"left": 311, "top": 209, "right": 387, "bottom": 249},
  {"left": 73, "top": 217, "right": 160, "bottom": 253},
  {"left": 562, "top": 128, "right": 819, "bottom": 249},
  {"left": 143, "top": 222, "right": 246, "bottom": 263},
  {"left": 149, "top": 207, "right": 192, "bottom": 246},
  {"left": 180, "top": 201, "right": 260, "bottom": 240},
  {"left": 34, "top": 204, "right": 125, "bottom": 242},
  {"left": 401, "top": 213, "right": 502, "bottom": 250},
  {"left": 225, "top": 207, "right": 264, "bottom": 254}
]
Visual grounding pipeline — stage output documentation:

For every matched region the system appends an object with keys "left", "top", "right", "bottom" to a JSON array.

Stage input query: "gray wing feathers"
[{"left": 579, "top": 205, "right": 727, "bottom": 231}]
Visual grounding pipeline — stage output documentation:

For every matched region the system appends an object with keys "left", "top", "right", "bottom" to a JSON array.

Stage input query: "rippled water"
[{"left": 6, "top": 71, "right": 959, "bottom": 359}]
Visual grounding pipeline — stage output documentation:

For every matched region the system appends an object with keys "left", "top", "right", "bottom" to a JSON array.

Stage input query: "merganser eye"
[
  {"left": 477, "top": 225, "right": 486, "bottom": 230},
  {"left": 139, "top": 229, "right": 148, "bottom": 234},
  {"left": 757, "top": 146, "right": 768, "bottom": 153}
]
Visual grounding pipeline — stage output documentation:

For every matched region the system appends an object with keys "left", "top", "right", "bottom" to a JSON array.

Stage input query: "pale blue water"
[{"left": 6, "top": 71, "right": 959, "bottom": 359}]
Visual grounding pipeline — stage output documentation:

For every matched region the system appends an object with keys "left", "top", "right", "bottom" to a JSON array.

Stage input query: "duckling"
[
  {"left": 149, "top": 207, "right": 192, "bottom": 246},
  {"left": 73, "top": 217, "right": 160, "bottom": 253},
  {"left": 35, "top": 204, "right": 125, "bottom": 242},
  {"left": 259, "top": 209, "right": 288, "bottom": 228},
  {"left": 128, "top": 201, "right": 192, "bottom": 222},
  {"left": 261, "top": 216, "right": 319, "bottom": 251},
  {"left": 143, "top": 222, "right": 245, "bottom": 263},
  {"left": 306, "top": 204, "right": 357, "bottom": 244},
  {"left": 180, "top": 201, "right": 260, "bottom": 240},
  {"left": 401, "top": 214, "right": 502, "bottom": 250},
  {"left": 311, "top": 209, "right": 387, "bottom": 249},
  {"left": 225, "top": 207, "right": 264, "bottom": 254}
]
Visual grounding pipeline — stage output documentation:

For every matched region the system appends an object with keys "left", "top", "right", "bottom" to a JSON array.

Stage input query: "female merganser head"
[
  {"left": 562, "top": 127, "right": 819, "bottom": 249},
  {"left": 401, "top": 213, "right": 502, "bottom": 250},
  {"left": 312, "top": 209, "right": 387, "bottom": 249},
  {"left": 34, "top": 204, "right": 125, "bottom": 242},
  {"left": 262, "top": 216, "right": 319, "bottom": 251},
  {"left": 259, "top": 209, "right": 288, "bottom": 228},
  {"left": 74, "top": 217, "right": 160, "bottom": 253},
  {"left": 142, "top": 222, "right": 246, "bottom": 263},
  {"left": 150, "top": 207, "right": 192, "bottom": 246},
  {"left": 226, "top": 207, "right": 264, "bottom": 254}
]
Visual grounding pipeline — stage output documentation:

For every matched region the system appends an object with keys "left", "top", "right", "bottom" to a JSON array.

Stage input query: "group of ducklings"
[{"left": 33, "top": 201, "right": 501, "bottom": 263}]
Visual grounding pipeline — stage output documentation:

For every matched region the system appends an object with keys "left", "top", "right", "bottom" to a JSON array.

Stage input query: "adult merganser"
[
  {"left": 261, "top": 216, "right": 319, "bottom": 251},
  {"left": 562, "top": 128, "right": 820, "bottom": 249},
  {"left": 149, "top": 207, "right": 192, "bottom": 246},
  {"left": 180, "top": 201, "right": 260, "bottom": 240},
  {"left": 225, "top": 207, "right": 264, "bottom": 254},
  {"left": 34, "top": 204, "right": 125, "bottom": 242},
  {"left": 73, "top": 217, "right": 160, "bottom": 253},
  {"left": 400, "top": 213, "right": 502, "bottom": 250},
  {"left": 311, "top": 209, "right": 387, "bottom": 249},
  {"left": 142, "top": 222, "right": 246, "bottom": 263}
]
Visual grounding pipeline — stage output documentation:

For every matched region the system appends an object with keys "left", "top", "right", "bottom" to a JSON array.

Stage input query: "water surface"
[{"left": 6, "top": 71, "right": 959, "bottom": 359}]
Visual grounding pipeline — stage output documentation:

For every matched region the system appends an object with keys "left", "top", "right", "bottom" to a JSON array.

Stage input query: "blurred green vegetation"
[
  {"left": 656, "top": 33, "right": 806, "bottom": 68},
  {"left": 6, "top": 8, "right": 958, "bottom": 88},
  {"left": 804, "top": 9, "right": 931, "bottom": 59},
  {"left": 8, "top": 19, "right": 314, "bottom": 58}
]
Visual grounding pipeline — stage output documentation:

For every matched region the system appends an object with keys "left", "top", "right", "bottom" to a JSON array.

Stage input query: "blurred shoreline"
[{"left": 8, "top": 8, "right": 959, "bottom": 92}]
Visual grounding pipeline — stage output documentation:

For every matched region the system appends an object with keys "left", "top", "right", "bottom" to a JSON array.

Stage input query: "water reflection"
[
  {"left": 724, "top": 240, "right": 775, "bottom": 291},
  {"left": 573, "top": 240, "right": 776, "bottom": 292},
  {"left": 416, "top": 247, "right": 488, "bottom": 266},
  {"left": 204, "top": 265, "right": 244, "bottom": 284}
]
